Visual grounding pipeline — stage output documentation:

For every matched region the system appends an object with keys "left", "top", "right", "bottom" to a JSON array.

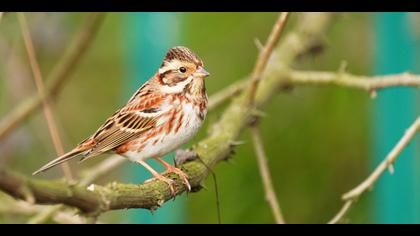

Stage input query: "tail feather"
[{"left": 33, "top": 149, "right": 84, "bottom": 175}]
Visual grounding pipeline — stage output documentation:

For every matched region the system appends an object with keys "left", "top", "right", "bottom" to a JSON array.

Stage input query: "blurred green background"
[{"left": 0, "top": 12, "right": 419, "bottom": 224}]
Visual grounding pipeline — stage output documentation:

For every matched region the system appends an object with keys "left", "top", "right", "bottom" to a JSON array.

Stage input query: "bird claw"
[
  {"left": 163, "top": 167, "right": 191, "bottom": 192},
  {"left": 145, "top": 174, "right": 177, "bottom": 197}
]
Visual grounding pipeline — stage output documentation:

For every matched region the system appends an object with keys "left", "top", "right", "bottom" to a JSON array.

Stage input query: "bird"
[{"left": 33, "top": 46, "right": 210, "bottom": 194}]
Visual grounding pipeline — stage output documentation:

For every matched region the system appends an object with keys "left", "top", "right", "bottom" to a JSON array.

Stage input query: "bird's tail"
[{"left": 33, "top": 149, "right": 85, "bottom": 175}]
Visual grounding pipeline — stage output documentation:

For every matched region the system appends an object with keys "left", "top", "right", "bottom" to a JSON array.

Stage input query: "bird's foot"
[
  {"left": 163, "top": 166, "right": 191, "bottom": 192},
  {"left": 145, "top": 173, "right": 177, "bottom": 197}
]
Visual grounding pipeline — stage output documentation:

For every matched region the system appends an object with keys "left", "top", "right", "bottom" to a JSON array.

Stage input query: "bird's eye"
[{"left": 179, "top": 67, "right": 187, "bottom": 73}]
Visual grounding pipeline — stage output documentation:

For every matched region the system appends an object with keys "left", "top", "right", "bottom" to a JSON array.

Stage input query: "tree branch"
[
  {"left": 0, "top": 159, "right": 214, "bottom": 214},
  {"left": 208, "top": 70, "right": 420, "bottom": 108},
  {"left": 208, "top": 80, "right": 248, "bottom": 111},
  {"left": 343, "top": 116, "right": 420, "bottom": 201},
  {"left": 327, "top": 200, "right": 353, "bottom": 224},
  {"left": 247, "top": 12, "right": 289, "bottom": 105},
  {"left": 78, "top": 155, "right": 126, "bottom": 186},
  {"left": 0, "top": 192, "right": 86, "bottom": 224},
  {"left": 12, "top": 13, "right": 110, "bottom": 221},
  {"left": 289, "top": 70, "right": 420, "bottom": 93},
  {"left": 251, "top": 126, "right": 285, "bottom": 224},
  {"left": 25, "top": 155, "right": 125, "bottom": 223},
  {"left": 0, "top": 12, "right": 105, "bottom": 142},
  {"left": 18, "top": 12, "right": 73, "bottom": 180},
  {"left": 27, "top": 205, "right": 63, "bottom": 224},
  {"left": 328, "top": 116, "right": 420, "bottom": 224}
]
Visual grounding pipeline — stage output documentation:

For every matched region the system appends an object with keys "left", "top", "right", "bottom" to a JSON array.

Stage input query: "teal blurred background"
[{"left": 0, "top": 12, "right": 419, "bottom": 223}]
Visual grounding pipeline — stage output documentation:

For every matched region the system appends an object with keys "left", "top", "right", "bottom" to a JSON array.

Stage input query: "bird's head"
[{"left": 158, "top": 46, "right": 209, "bottom": 94}]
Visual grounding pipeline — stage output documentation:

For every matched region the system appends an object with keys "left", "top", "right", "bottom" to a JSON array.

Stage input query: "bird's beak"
[{"left": 195, "top": 67, "right": 210, "bottom": 78}]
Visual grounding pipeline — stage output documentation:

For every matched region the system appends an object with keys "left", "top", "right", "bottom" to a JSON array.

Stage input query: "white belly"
[{"left": 124, "top": 102, "right": 205, "bottom": 162}]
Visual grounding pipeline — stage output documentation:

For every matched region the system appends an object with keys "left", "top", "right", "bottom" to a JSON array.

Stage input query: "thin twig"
[
  {"left": 207, "top": 12, "right": 289, "bottom": 112},
  {"left": 246, "top": 13, "right": 289, "bottom": 224},
  {"left": 289, "top": 70, "right": 420, "bottom": 93},
  {"left": 343, "top": 116, "right": 420, "bottom": 201},
  {"left": 208, "top": 80, "right": 249, "bottom": 111},
  {"left": 247, "top": 12, "right": 290, "bottom": 105},
  {"left": 194, "top": 155, "right": 222, "bottom": 224},
  {"left": 327, "top": 200, "right": 353, "bottom": 224},
  {"left": 18, "top": 13, "right": 73, "bottom": 180},
  {"left": 251, "top": 126, "right": 285, "bottom": 224},
  {"left": 79, "top": 155, "right": 126, "bottom": 185},
  {"left": 0, "top": 12, "right": 105, "bottom": 142},
  {"left": 254, "top": 38, "right": 264, "bottom": 51},
  {"left": 327, "top": 116, "right": 420, "bottom": 224},
  {"left": 27, "top": 205, "right": 63, "bottom": 224},
  {"left": 17, "top": 13, "right": 103, "bottom": 223},
  {"left": 213, "top": 171, "right": 222, "bottom": 224},
  {"left": 52, "top": 210, "right": 88, "bottom": 224},
  {"left": 210, "top": 14, "right": 333, "bottom": 115},
  {"left": 0, "top": 192, "right": 87, "bottom": 224},
  {"left": 211, "top": 70, "right": 420, "bottom": 109}
]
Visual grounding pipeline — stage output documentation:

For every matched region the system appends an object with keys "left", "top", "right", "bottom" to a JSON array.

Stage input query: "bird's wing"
[
  {"left": 80, "top": 91, "right": 166, "bottom": 159},
  {"left": 33, "top": 82, "right": 168, "bottom": 174}
]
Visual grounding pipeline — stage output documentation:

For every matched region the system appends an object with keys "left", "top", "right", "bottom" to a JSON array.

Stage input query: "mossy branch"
[{"left": 0, "top": 160, "right": 211, "bottom": 214}]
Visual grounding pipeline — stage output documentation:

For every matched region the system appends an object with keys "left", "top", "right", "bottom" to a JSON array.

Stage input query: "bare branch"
[
  {"left": 0, "top": 193, "right": 86, "bottom": 224},
  {"left": 52, "top": 210, "right": 88, "bottom": 224},
  {"left": 79, "top": 155, "right": 126, "bottom": 185},
  {"left": 27, "top": 205, "right": 63, "bottom": 224},
  {"left": 247, "top": 12, "right": 290, "bottom": 105},
  {"left": 18, "top": 12, "right": 73, "bottom": 180},
  {"left": 208, "top": 70, "right": 420, "bottom": 109},
  {"left": 0, "top": 12, "right": 105, "bottom": 141},
  {"left": 327, "top": 200, "right": 353, "bottom": 224},
  {"left": 343, "top": 116, "right": 420, "bottom": 201},
  {"left": 9, "top": 13, "right": 106, "bottom": 224},
  {"left": 209, "top": 65, "right": 420, "bottom": 114},
  {"left": 289, "top": 70, "right": 420, "bottom": 92},
  {"left": 208, "top": 80, "right": 248, "bottom": 111},
  {"left": 327, "top": 116, "right": 420, "bottom": 224},
  {"left": 251, "top": 126, "right": 285, "bottom": 224}
]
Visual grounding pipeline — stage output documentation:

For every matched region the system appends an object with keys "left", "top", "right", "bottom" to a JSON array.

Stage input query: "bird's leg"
[
  {"left": 154, "top": 157, "right": 191, "bottom": 192},
  {"left": 137, "top": 160, "right": 176, "bottom": 196}
]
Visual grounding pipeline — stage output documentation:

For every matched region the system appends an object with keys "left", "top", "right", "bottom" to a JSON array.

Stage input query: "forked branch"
[{"left": 251, "top": 126, "right": 285, "bottom": 224}]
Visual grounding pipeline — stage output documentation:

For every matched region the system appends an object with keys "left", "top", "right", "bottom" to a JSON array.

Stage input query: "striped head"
[{"left": 158, "top": 46, "right": 209, "bottom": 94}]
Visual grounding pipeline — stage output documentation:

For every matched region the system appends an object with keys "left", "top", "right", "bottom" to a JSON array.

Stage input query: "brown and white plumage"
[{"left": 34, "top": 46, "right": 209, "bottom": 191}]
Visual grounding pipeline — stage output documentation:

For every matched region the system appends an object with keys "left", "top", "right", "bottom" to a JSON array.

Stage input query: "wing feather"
[
  {"left": 80, "top": 89, "right": 165, "bottom": 159},
  {"left": 84, "top": 112, "right": 156, "bottom": 158}
]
